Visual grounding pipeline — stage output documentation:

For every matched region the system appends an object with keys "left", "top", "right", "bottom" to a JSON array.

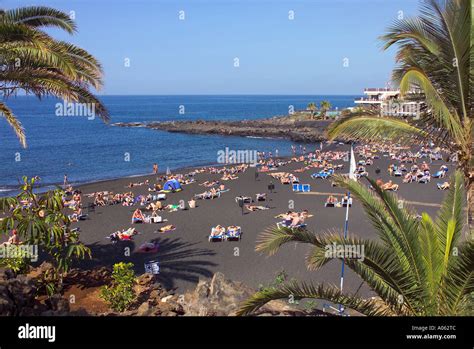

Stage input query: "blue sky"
[{"left": 8, "top": 0, "right": 420, "bottom": 95}]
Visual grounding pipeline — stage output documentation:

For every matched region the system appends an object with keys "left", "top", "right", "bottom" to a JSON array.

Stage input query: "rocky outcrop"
[
  {"left": 115, "top": 273, "right": 184, "bottom": 316},
  {"left": 0, "top": 268, "right": 43, "bottom": 316},
  {"left": 112, "top": 118, "right": 333, "bottom": 143},
  {"left": 179, "top": 272, "right": 311, "bottom": 316},
  {"left": 1, "top": 267, "right": 324, "bottom": 316}
]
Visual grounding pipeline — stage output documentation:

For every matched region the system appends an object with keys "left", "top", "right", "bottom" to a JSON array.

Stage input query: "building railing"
[{"left": 364, "top": 88, "right": 398, "bottom": 92}]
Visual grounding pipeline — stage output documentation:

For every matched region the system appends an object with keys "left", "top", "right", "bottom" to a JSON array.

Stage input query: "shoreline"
[{"left": 1, "top": 143, "right": 329, "bottom": 197}]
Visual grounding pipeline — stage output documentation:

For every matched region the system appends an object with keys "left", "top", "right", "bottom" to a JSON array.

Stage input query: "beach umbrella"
[
  {"left": 339, "top": 144, "right": 356, "bottom": 315},
  {"left": 348, "top": 146, "right": 357, "bottom": 181}
]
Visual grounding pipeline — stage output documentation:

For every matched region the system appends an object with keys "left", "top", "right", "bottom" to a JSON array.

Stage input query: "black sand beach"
[{"left": 65, "top": 143, "right": 452, "bottom": 299}]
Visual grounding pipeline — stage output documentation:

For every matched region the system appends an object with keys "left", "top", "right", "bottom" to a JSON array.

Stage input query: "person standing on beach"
[
  {"left": 275, "top": 149, "right": 279, "bottom": 158},
  {"left": 63, "top": 174, "right": 68, "bottom": 189},
  {"left": 153, "top": 163, "right": 158, "bottom": 174}
]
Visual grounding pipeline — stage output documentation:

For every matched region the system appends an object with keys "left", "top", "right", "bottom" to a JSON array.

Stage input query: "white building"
[{"left": 354, "top": 88, "right": 422, "bottom": 118}]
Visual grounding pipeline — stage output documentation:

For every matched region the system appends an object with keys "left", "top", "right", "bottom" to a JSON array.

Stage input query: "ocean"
[{"left": 0, "top": 95, "right": 358, "bottom": 195}]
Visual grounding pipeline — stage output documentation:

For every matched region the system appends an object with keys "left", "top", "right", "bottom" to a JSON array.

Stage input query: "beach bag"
[
  {"left": 151, "top": 216, "right": 163, "bottom": 223},
  {"left": 188, "top": 200, "right": 196, "bottom": 208}
]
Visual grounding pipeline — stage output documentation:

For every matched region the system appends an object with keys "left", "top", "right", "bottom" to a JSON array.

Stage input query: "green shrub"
[{"left": 100, "top": 262, "right": 136, "bottom": 312}]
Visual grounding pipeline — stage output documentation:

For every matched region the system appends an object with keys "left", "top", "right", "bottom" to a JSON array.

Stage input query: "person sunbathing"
[
  {"left": 159, "top": 225, "right": 176, "bottom": 233},
  {"left": 146, "top": 201, "right": 162, "bottom": 212},
  {"left": 94, "top": 193, "right": 105, "bottom": 206},
  {"left": 221, "top": 173, "right": 238, "bottom": 181},
  {"left": 209, "top": 187, "right": 218, "bottom": 198},
  {"left": 245, "top": 204, "right": 269, "bottom": 211},
  {"left": 403, "top": 173, "right": 416, "bottom": 183},
  {"left": 381, "top": 181, "right": 398, "bottom": 191},
  {"left": 289, "top": 212, "right": 302, "bottom": 227},
  {"left": 342, "top": 195, "right": 352, "bottom": 206},
  {"left": 282, "top": 211, "right": 293, "bottom": 226},
  {"left": 211, "top": 225, "right": 225, "bottom": 236},
  {"left": 227, "top": 225, "right": 240, "bottom": 237},
  {"left": 437, "top": 181, "right": 450, "bottom": 190},
  {"left": 69, "top": 206, "right": 85, "bottom": 222},
  {"left": 138, "top": 241, "right": 159, "bottom": 253},
  {"left": 109, "top": 228, "right": 137, "bottom": 242},
  {"left": 326, "top": 195, "right": 338, "bottom": 206},
  {"left": 2, "top": 229, "right": 21, "bottom": 246},
  {"left": 131, "top": 209, "right": 145, "bottom": 223}
]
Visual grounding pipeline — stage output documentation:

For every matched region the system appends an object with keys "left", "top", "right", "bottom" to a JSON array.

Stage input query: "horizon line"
[{"left": 10, "top": 93, "right": 362, "bottom": 97}]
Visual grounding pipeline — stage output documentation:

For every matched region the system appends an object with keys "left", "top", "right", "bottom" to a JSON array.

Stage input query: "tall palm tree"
[
  {"left": 307, "top": 102, "right": 317, "bottom": 119},
  {"left": 320, "top": 100, "right": 332, "bottom": 119},
  {"left": 327, "top": 0, "right": 473, "bottom": 219},
  {"left": 238, "top": 171, "right": 473, "bottom": 316},
  {"left": 0, "top": 6, "right": 109, "bottom": 147}
]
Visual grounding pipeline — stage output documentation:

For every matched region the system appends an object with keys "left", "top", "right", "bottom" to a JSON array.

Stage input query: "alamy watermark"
[
  {"left": 324, "top": 243, "right": 365, "bottom": 261},
  {"left": 383, "top": 100, "right": 421, "bottom": 120},
  {"left": 55, "top": 101, "right": 96, "bottom": 120},
  {"left": 217, "top": 147, "right": 257, "bottom": 164},
  {"left": 0, "top": 244, "right": 38, "bottom": 262}
]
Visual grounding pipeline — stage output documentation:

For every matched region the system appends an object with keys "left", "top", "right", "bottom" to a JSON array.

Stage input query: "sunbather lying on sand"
[
  {"left": 200, "top": 180, "right": 219, "bottom": 187},
  {"left": 211, "top": 225, "right": 225, "bottom": 236},
  {"left": 245, "top": 204, "right": 269, "bottom": 211},
  {"left": 158, "top": 225, "right": 176, "bottom": 233},
  {"left": 137, "top": 241, "right": 159, "bottom": 253},
  {"left": 127, "top": 180, "right": 149, "bottom": 188},
  {"left": 146, "top": 201, "right": 162, "bottom": 212},
  {"left": 277, "top": 211, "right": 308, "bottom": 227},
  {"left": 437, "top": 182, "right": 450, "bottom": 190},
  {"left": 109, "top": 228, "right": 137, "bottom": 242},
  {"left": 275, "top": 210, "right": 313, "bottom": 219},
  {"left": 380, "top": 180, "right": 399, "bottom": 191},
  {"left": 221, "top": 173, "right": 238, "bottom": 181}
]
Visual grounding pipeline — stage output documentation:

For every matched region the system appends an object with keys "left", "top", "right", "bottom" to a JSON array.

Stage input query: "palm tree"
[
  {"left": 0, "top": 6, "right": 109, "bottom": 147},
  {"left": 307, "top": 102, "right": 317, "bottom": 119},
  {"left": 238, "top": 171, "right": 473, "bottom": 316},
  {"left": 327, "top": 0, "right": 472, "bottom": 220},
  {"left": 320, "top": 100, "right": 332, "bottom": 119}
]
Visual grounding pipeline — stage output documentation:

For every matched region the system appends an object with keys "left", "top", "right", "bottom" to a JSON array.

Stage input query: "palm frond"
[
  {"left": 326, "top": 115, "right": 427, "bottom": 144},
  {"left": 0, "top": 102, "right": 26, "bottom": 147},
  {"left": 1, "top": 6, "right": 76, "bottom": 33},
  {"left": 237, "top": 280, "right": 396, "bottom": 316}
]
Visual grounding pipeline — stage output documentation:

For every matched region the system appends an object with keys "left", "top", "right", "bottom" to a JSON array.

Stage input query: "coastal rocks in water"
[{"left": 112, "top": 117, "right": 333, "bottom": 143}]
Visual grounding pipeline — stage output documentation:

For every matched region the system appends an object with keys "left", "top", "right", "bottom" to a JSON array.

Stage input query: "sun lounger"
[
  {"left": 311, "top": 169, "right": 333, "bottom": 179},
  {"left": 292, "top": 184, "right": 311, "bottom": 192},
  {"left": 437, "top": 183, "right": 449, "bottom": 190},
  {"left": 276, "top": 221, "right": 307, "bottom": 229},
  {"left": 209, "top": 226, "right": 226, "bottom": 242},
  {"left": 225, "top": 226, "right": 242, "bottom": 241},
  {"left": 418, "top": 176, "right": 430, "bottom": 183},
  {"left": 236, "top": 196, "right": 252, "bottom": 203},
  {"left": 325, "top": 201, "right": 338, "bottom": 207}
]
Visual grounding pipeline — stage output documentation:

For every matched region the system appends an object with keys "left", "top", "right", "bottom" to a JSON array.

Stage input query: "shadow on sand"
[{"left": 77, "top": 237, "right": 217, "bottom": 290}]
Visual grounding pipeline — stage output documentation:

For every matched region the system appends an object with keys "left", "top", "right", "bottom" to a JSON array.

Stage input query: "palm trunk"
[{"left": 468, "top": 177, "right": 473, "bottom": 231}]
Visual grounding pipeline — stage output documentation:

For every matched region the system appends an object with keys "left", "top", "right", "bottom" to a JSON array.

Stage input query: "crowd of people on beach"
[{"left": 2, "top": 140, "right": 455, "bottom": 254}]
